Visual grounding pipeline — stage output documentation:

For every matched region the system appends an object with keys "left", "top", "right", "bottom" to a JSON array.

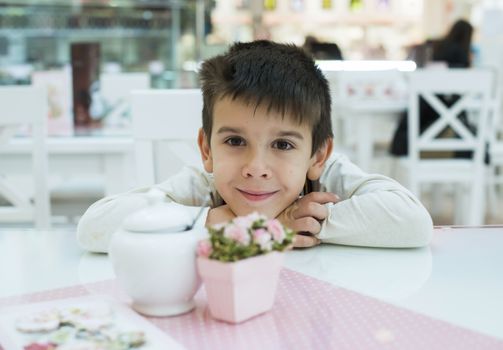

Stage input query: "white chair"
[
  {"left": 487, "top": 70, "right": 503, "bottom": 217},
  {"left": 100, "top": 72, "right": 150, "bottom": 125},
  {"left": 131, "top": 89, "right": 203, "bottom": 187},
  {"left": 402, "top": 69, "right": 492, "bottom": 225},
  {"left": 0, "top": 86, "right": 51, "bottom": 229},
  {"left": 325, "top": 70, "right": 407, "bottom": 171}
]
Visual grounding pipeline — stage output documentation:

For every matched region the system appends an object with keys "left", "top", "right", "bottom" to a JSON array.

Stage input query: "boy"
[{"left": 77, "top": 41, "right": 432, "bottom": 253}]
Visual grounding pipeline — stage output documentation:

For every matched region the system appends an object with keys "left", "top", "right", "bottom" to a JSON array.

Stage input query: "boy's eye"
[
  {"left": 273, "top": 140, "right": 294, "bottom": 150},
  {"left": 225, "top": 136, "right": 246, "bottom": 147}
]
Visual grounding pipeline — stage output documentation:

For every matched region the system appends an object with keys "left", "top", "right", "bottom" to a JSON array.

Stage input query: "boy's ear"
[
  {"left": 197, "top": 128, "right": 213, "bottom": 173},
  {"left": 307, "top": 138, "right": 333, "bottom": 181}
]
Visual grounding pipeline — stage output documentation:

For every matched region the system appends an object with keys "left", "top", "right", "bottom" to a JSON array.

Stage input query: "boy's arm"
[
  {"left": 76, "top": 166, "right": 213, "bottom": 253},
  {"left": 318, "top": 154, "right": 433, "bottom": 248}
]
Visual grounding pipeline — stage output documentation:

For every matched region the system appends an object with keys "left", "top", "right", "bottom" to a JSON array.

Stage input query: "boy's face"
[{"left": 198, "top": 97, "right": 330, "bottom": 219}]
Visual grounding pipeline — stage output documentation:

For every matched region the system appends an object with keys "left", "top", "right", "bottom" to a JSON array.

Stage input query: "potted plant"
[{"left": 196, "top": 212, "right": 294, "bottom": 323}]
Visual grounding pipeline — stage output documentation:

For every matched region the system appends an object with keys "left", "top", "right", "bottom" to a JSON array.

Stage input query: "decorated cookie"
[
  {"left": 75, "top": 328, "right": 110, "bottom": 343},
  {"left": 15, "top": 310, "right": 60, "bottom": 333},
  {"left": 13, "top": 302, "right": 151, "bottom": 349},
  {"left": 57, "top": 340, "right": 104, "bottom": 350},
  {"left": 23, "top": 342, "right": 58, "bottom": 350},
  {"left": 47, "top": 326, "right": 76, "bottom": 345},
  {"left": 118, "top": 331, "right": 146, "bottom": 348},
  {"left": 60, "top": 305, "right": 113, "bottom": 331}
]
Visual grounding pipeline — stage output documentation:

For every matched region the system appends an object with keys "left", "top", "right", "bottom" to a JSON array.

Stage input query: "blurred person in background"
[
  {"left": 431, "top": 19, "right": 473, "bottom": 68},
  {"left": 390, "top": 19, "right": 474, "bottom": 156},
  {"left": 303, "top": 35, "right": 343, "bottom": 60}
]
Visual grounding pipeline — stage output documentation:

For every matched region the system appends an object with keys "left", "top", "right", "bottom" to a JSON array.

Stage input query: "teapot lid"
[{"left": 122, "top": 189, "right": 192, "bottom": 233}]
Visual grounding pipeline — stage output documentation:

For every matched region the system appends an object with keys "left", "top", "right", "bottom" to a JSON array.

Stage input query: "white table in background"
[
  {"left": 0, "top": 225, "right": 501, "bottom": 340},
  {"left": 0, "top": 136, "right": 135, "bottom": 196},
  {"left": 339, "top": 99, "right": 406, "bottom": 171}
]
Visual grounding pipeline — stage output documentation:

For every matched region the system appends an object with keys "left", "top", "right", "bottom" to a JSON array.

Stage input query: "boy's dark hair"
[{"left": 199, "top": 40, "right": 333, "bottom": 155}]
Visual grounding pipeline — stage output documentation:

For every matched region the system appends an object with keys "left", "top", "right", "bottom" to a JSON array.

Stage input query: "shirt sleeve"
[
  {"left": 318, "top": 153, "right": 433, "bottom": 248},
  {"left": 76, "top": 166, "right": 214, "bottom": 253}
]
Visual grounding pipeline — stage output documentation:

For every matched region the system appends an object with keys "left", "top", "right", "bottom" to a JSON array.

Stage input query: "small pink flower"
[
  {"left": 267, "top": 219, "right": 285, "bottom": 242},
  {"left": 224, "top": 224, "right": 251, "bottom": 245},
  {"left": 247, "top": 211, "right": 267, "bottom": 222},
  {"left": 234, "top": 212, "right": 266, "bottom": 228},
  {"left": 233, "top": 216, "right": 254, "bottom": 229},
  {"left": 196, "top": 239, "right": 213, "bottom": 258},
  {"left": 212, "top": 222, "right": 226, "bottom": 231},
  {"left": 253, "top": 228, "right": 272, "bottom": 251}
]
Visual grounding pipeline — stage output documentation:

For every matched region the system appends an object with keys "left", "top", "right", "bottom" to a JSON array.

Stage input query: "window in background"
[{"left": 0, "top": 0, "right": 203, "bottom": 89}]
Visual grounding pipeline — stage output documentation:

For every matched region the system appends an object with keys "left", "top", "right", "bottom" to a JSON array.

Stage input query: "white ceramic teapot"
[{"left": 109, "top": 189, "right": 207, "bottom": 317}]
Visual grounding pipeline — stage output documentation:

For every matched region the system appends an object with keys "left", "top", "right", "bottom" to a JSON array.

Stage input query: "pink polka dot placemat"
[{"left": 1, "top": 269, "right": 502, "bottom": 350}]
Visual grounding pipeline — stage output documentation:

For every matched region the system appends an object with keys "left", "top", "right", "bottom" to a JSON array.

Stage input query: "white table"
[
  {"left": 0, "top": 225, "right": 502, "bottom": 340},
  {"left": 0, "top": 136, "right": 135, "bottom": 196}
]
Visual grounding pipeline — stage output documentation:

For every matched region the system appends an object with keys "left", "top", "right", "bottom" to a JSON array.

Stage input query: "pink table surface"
[{"left": 1, "top": 268, "right": 502, "bottom": 350}]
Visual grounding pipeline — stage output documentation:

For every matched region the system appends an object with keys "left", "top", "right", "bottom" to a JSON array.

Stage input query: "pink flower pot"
[{"left": 197, "top": 252, "right": 284, "bottom": 323}]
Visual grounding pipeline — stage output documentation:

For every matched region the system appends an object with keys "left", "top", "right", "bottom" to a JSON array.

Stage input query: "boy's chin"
[{"left": 231, "top": 207, "right": 281, "bottom": 220}]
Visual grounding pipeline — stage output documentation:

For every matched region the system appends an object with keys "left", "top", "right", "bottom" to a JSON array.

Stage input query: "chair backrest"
[
  {"left": 101, "top": 72, "right": 150, "bottom": 106},
  {"left": 0, "top": 86, "right": 51, "bottom": 229},
  {"left": 323, "top": 69, "right": 407, "bottom": 155},
  {"left": 100, "top": 73, "right": 150, "bottom": 125},
  {"left": 131, "top": 89, "right": 203, "bottom": 186},
  {"left": 331, "top": 70, "right": 407, "bottom": 105},
  {"left": 407, "top": 69, "right": 492, "bottom": 166}
]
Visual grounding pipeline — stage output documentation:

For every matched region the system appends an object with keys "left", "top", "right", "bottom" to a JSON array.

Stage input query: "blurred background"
[
  {"left": 1, "top": 0, "right": 502, "bottom": 226},
  {"left": 0, "top": 0, "right": 500, "bottom": 88}
]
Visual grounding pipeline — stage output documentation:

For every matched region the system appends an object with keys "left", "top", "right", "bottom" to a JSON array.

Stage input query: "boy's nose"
[{"left": 242, "top": 150, "right": 272, "bottom": 179}]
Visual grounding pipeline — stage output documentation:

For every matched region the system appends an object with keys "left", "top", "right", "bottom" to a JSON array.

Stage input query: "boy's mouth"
[{"left": 237, "top": 189, "right": 278, "bottom": 202}]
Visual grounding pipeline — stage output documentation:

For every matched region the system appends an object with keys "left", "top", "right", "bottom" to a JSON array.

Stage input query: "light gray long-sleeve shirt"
[{"left": 77, "top": 153, "right": 433, "bottom": 253}]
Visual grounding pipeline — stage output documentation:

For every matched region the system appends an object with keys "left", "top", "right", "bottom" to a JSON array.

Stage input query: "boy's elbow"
[
  {"left": 405, "top": 205, "right": 434, "bottom": 247},
  {"left": 76, "top": 225, "right": 108, "bottom": 254},
  {"left": 75, "top": 192, "right": 150, "bottom": 253},
  {"left": 76, "top": 209, "right": 110, "bottom": 254}
]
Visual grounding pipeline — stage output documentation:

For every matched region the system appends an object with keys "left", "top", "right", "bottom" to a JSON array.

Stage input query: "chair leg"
[
  {"left": 430, "top": 183, "right": 444, "bottom": 217},
  {"left": 453, "top": 184, "right": 466, "bottom": 225},
  {"left": 467, "top": 175, "right": 486, "bottom": 226},
  {"left": 498, "top": 167, "right": 503, "bottom": 203},
  {"left": 406, "top": 165, "right": 419, "bottom": 198},
  {"left": 34, "top": 188, "right": 51, "bottom": 231},
  {"left": 487, "top": 165, "right": 501, "bottom": 218}
]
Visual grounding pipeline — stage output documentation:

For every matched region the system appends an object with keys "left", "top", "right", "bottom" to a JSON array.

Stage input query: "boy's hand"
[
  {"left": 205, "top": 204, "right": 236, "bottom": 227},
  {"left": 277, "top": 192, "right": 339, "bottom": 248}
]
